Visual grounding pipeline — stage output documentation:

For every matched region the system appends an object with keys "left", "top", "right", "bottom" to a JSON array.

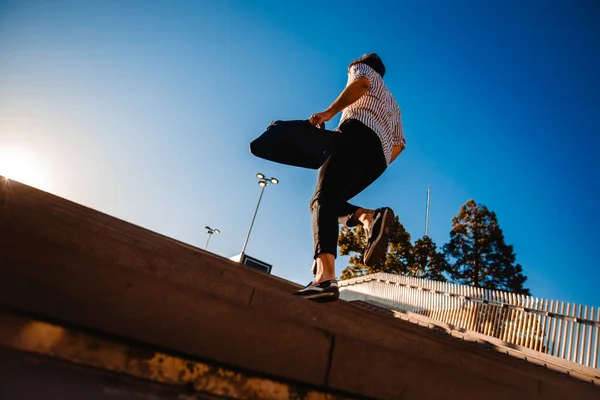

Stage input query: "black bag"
[{"left": 250, "top": 120, "right": 339, "bottom": 169}]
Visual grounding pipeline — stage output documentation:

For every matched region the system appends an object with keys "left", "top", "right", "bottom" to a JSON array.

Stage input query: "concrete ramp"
[{"left": 1, "top": 177, "right": 599, "bottom": 399}]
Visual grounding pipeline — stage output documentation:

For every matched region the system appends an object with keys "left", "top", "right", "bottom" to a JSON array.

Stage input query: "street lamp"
[
  {"left": 204, "top": 226, "right": 220, "bottom": 250},
  {"left": 240, "top": 172, "right": 278, "bottom": 258}
]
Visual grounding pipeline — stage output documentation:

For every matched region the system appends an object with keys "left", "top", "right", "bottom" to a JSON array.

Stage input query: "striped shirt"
[{"left": 339, "top": 63, "right": 405, "bottom": 165}]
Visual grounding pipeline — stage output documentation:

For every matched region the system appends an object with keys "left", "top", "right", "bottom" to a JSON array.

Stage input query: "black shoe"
[
  {"left": 293, "top": 280, "right": 339, "bottom": 303},
  {"left": 364, "top": 207, "right": 395, "bottom": 267}
]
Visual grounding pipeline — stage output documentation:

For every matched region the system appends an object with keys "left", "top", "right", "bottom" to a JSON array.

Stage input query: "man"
[{"left": 293, "top": 53, "right": 405, "bottom": 302}]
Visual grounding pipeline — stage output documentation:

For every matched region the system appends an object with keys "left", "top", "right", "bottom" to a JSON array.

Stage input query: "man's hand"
[{"left": 309, "top": 110, "right": 334, "bottom": 127}]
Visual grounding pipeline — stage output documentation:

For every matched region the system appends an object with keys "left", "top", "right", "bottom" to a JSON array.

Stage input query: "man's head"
[{"left": 349, "top": 53, "right": 386, "bottom": 78}]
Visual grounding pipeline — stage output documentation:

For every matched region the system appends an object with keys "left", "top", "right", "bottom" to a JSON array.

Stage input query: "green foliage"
[
  {"left": 412, "top": 236, "right": 449, "bottom": 281},
  {"left": 443, "top": 200, "right": 530, "bottom": 295}
]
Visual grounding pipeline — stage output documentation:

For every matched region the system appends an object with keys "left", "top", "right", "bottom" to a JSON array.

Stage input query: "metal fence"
[{"left": 339, "top": 272, "right": 600, "bottom": 370}]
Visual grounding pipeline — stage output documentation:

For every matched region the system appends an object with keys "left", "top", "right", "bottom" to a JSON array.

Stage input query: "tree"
[
  {"left": 443, "top": 200, "right": 530, "bottom": 294},
  {"left": 411, "top": 236, "right": 448, "bottom": 281},
  {"left": 339, "top": 216, "right": 413, "bottom": 280}
]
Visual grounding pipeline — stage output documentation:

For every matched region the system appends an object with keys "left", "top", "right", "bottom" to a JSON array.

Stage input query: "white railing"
[{"left": 339, "top": 272, "right": 600, "bottom": 370}]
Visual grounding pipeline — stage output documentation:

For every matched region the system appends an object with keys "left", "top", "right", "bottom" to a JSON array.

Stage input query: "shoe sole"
[
  {"left": 364, "top": 208, "right": 394, "bottom": 267},
  {"left": 307, "top": 291, "right": 339, "bottom": 303},
  {"left": 294, "top": 290, "right": 340, "bottom": 303}
]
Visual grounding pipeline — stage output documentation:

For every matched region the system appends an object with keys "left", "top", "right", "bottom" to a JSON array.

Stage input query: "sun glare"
[{"left": 0, "top": 147, "right": 49, "bottom": 190}]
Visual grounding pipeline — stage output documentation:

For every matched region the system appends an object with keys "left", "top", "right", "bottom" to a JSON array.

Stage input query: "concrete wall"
[{"left": 1, "top": 177, "right": 599, "bottom": 399}]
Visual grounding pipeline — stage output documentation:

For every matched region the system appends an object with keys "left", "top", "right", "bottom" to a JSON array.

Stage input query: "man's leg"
[
  {"left": 325, "top": 120, "right": 393, "bottom": 268},
  {"left": 307, "top": 120, "right": 387, "bottom": 282},
  {"left": 295, "top": 126, "right": 364, "bottom": 302},
  {"left": 308, "top": 150, "right": 353, "bottom": 284}
]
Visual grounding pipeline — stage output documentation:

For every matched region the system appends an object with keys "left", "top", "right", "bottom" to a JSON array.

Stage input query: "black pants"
[{"left": 310, "top": 119, "right": 387, "bottom": 259}]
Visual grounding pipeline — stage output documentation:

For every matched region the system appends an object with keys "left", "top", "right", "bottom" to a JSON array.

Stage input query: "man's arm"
[{"left": 309, "top": 77, "right": 370, "bottom": 126}]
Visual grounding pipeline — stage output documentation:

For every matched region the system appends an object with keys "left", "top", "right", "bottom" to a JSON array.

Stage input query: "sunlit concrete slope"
[{"left": 1, "top": 176, "right": 599, "bottom": 400}]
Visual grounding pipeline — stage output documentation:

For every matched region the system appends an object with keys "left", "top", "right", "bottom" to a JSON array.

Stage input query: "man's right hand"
[{"left": 309, "top": 110, "right": 334, "bottom": 127}]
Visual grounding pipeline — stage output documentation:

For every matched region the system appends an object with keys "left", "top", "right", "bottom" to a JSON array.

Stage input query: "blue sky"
[{"left": 1, "top": 0, "right": 598, "bottom": 307}]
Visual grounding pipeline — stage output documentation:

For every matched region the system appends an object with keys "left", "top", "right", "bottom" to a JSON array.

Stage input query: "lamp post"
[
  {"left": 204, "top": 226, "right": 220, "bottom": 250},
  {"left": 240, "top": 173, "right": 278, "bottom": 258}
]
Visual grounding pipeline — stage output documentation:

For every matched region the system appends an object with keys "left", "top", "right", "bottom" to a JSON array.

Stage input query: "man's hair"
[{"left": 348, "top": 53, "right": 386, "bottom": 78}]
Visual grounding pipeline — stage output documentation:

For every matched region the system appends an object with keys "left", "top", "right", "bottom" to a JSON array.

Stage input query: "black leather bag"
[{"left": 250, "top": 120, "right": 339, "bottom": 169}]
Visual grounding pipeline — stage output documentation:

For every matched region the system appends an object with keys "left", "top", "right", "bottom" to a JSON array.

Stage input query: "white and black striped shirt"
[{"left": 339, "top": 63, "right": 405, "bottom": 165}]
